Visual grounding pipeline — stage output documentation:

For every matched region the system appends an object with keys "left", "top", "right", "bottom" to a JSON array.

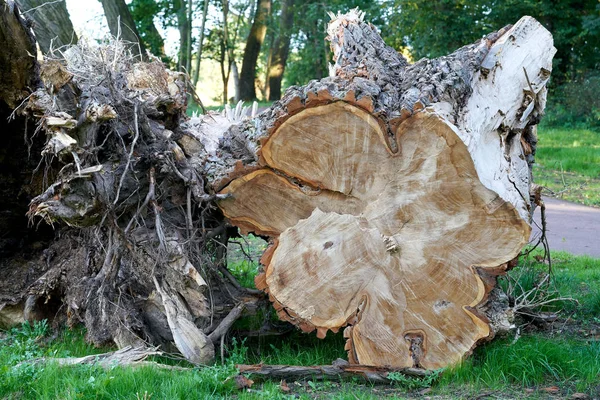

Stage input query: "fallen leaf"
[
  {"left": 418, "top": 388, "right": 432, "bottom": 395},
  {"left": 234, "top": 375, "right": 254, "bottom": 390},
  {"left": 280, "top": 380, "right": 291, "bottom": 393},
  {"left": 525, "top": 388, "right": 535, "bottom": 393},
  {"left": 541, "top": 386, "right": 560, "bottom": 394}
]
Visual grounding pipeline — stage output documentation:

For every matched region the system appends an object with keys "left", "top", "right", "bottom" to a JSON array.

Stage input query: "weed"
[
  {"left": 387, "top": 369, "right": 443, "bottom": 390},
  {"left": 228, "top": 260, "right": 260, "bottom": 288}
]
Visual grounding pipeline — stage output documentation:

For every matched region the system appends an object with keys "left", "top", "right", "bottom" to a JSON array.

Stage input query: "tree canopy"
[{"left": 23, "top": 0, "right": 597, "bottom": 121}]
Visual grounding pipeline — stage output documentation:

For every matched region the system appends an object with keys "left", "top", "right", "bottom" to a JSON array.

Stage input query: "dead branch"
[{"left": 236, "top": 359, "right": 430, "bottom": 384}]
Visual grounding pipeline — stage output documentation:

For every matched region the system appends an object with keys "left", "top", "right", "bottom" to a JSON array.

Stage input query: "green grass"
[
  {"left": 441, "top": 337, "right": 600, "bottom": 394},
  {"left": 2, "top": 251, "right": 599, "bottom": 399},
  {"left": 535, "top": 126, "right": 600, "bottom": 206}
]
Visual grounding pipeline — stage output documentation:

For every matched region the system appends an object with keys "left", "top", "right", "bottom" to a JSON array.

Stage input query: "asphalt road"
[{"left": 531, "top": 197, "right": 600, "bottom": 258}]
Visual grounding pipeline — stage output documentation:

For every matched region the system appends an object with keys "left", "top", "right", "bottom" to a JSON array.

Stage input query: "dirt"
[{"left": 531, "top": 197, "right": 600, "bottom": 258}]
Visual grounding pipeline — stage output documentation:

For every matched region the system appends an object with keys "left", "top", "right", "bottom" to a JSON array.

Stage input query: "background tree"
[
  {"left": 382, "top": 0, "right": 600, "bottom": 127},
  {"left": 192, "top": 0, "right": 210, "bottom": 87},
  {"left": 99, "top": 0, "right": 146, "bottom": 58},
  {"left": 173, "top": 0, "right": 191, "bottom": 71},
  {"left": 265, "top": 0, "right": 294, "bottom": 101},
  {"left": 284, "top": 0, "right": 383, "bottom": 88},
  {"left": 17, "top": 0, "right": 78, "bottom": 53},
  {"left": 239, "top": 0, "right": 271, "bottom": 101}
]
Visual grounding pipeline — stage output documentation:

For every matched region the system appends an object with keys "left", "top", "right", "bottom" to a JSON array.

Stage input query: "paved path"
[{"left": 531, "top": 197, "right": 600, "bottom": 257}]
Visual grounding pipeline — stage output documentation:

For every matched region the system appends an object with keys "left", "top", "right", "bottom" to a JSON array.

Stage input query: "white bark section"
[{"left": 434, "top": 16, "right": 555, "bottom": 222}]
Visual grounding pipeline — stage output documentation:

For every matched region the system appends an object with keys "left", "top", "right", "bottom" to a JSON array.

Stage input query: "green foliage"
[
  {"left": 381, "top": 0, "right": 599, "bottom": 127},
  {"left": 129, "top": 0, "right": 168, "bottom": 59},
  {"left": 228, "top": 259, "right": 260, "bottom": 288},
  {"left": 382, "top": 0, "right": 600, "bottom": 80},
  {"left": 284, "top": 0, "right": 384, "bottom": 87},
  {"left": 382, "top": 0, "right": 493, "bottom": 59},
  {"left": 544, "top": 73, "right": 600, "bottom": 129}
]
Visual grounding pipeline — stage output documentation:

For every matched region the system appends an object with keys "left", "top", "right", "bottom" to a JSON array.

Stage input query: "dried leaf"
[
  {"left": 280, "top": 380, "right": 291, "bottom": 393},
  {"left": 234, "top": 375, "right": 254, "bottom": 390},
  {"left": 541, "top": 386, "right": 560, "bottom": 394}
]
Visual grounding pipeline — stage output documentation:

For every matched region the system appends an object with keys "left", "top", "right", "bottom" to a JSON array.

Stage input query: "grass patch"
[
  {"left": 440, "top": 336, "right": 600, "bottom": 394},
  {"left": 535, "top": 126, "right": 600, "bottom": 206}
]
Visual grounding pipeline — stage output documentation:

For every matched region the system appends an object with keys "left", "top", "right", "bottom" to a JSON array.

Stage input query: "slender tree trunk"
[
  {"left": 231, "top": 62, "right": 240, "bottom": 102},
  {"left": 263, "top": 25, "right": 275, "bottom": 100},
  {"left": 192, "top": 0, "right": 210, "bottom": 87},
  {"left": 186, "top": 0, "right": 193, "bottom": 74},
  {"left": 220, "top": 0, "right": 231, "bottom": 103},
  {"left": 17, "top": 0, "right": 78, "bottom": 53},
  {"left": 239, "top": 0, "right": 271, "bottom": 101},
  {"left": 266, "top": 0, "right": 294, "bottom": 101},
  {"left": 229, "top": 5, "right": 247, "bottom": 102},
  {"left": 174, "top": 0, "right": 189, "bottom": 71},
  {"left": 99, "top": 0, "right": 145, "bottom": 59}
]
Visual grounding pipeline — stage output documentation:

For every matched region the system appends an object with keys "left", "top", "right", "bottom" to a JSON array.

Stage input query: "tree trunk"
[
  {"left": 266, "top": 0, "right": 294, "bottom": 101},
  {"left": 239, "top": 0, "right": 271, "bottom": 101},
  {"left": 218, "top": 11, "right": 555, "bottom": 369},
  {"left": 99, "top": 0, "right": 146, "bottom": 59},
  {"left": 192, "top": 0, "right": 209, "bottom": 88},
  {"left": 0, "top": 9, "right": 555, "bottom": 370},
  {"left": 186, "top": 0, "right": 193, "bottom": 74},
  {"left": 17, "top": 0, "right": 77, "bottom": 53},
  {"left": 174, "top": 0, "right": 189, "bottom": 72},
  {"left": 0, "top": 0, "right": 53, "bottom": 329}
]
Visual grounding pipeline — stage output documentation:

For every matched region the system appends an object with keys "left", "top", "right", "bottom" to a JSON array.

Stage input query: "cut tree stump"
[
  {"left": 0, "top": 4, "right": 555, "bottom": 371},
  {"left": 220, "top": 106, "right": 530, "bottom": 369},
  {"left": 217, "top": 11, "right": 555, "bottom": 369}
]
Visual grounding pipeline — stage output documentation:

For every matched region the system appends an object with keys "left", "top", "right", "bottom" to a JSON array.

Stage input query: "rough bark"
[
  {"left": 186, "top": 0, "right": 193, "bottom": 74},
  {"left": 0, "top": 0, "right": 51, "bottom": 329},
  {"left": 99, "top": 0, "right": 146, "bottom": 59},
  {"left": 266, "top": 0, "right": 294, "bottom": 101},
  {"left": 0, "top": 0, "right": 40, "bottom": 108},
  {"left": 0, "top": 8, "right": 555, "bottom": 371},
  {"left": 0, "top": 13, "right": 260, "bottom": 362},
  {"left": 237, "top": 359, "right": 429, "bottom": 383},
  {"left": 17, "top": 0, "right": 77, "bottom": 53},
  {"left": 239, "top": 0, "right": 271, "bottom": 101}
]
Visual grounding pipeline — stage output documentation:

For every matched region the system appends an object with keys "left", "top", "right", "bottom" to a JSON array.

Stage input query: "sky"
[{"left": 64, "top": 0, "right": 180, "bottom": 58}]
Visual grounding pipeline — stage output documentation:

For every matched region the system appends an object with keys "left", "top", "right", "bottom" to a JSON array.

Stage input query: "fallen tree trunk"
[
  {"left": 237, "top": 359, "right": 429, "bottom": 383},
  {"left": 0, "top": 4, "right": 555, "bottom": 371},
  {"left": 217, "top": 11, "right": 555, "bottom": 369}
]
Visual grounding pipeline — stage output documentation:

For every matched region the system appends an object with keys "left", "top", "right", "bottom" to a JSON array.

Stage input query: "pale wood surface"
[{"left": 219, "top": 103, "right": 530, "bottom": 369}]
